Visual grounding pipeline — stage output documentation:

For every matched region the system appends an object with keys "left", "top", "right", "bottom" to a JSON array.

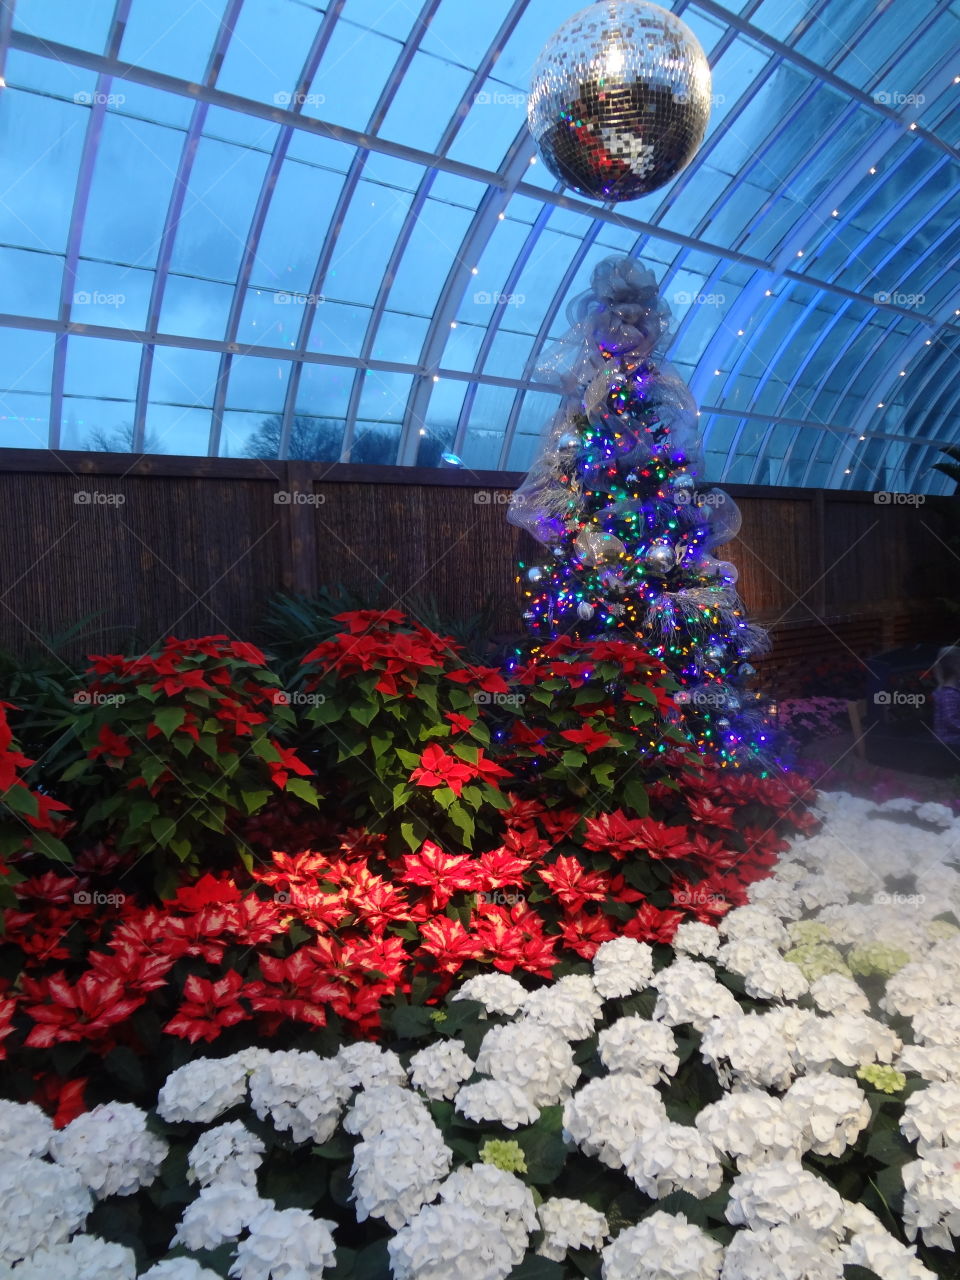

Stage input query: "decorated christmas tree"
[{"left": 508, "top": 256, "right": 772, "bottom": 765}]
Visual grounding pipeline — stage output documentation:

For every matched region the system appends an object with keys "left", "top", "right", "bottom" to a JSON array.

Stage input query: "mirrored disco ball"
[{"left": 528, "top": 0, "right": 712, "bottom": 202}]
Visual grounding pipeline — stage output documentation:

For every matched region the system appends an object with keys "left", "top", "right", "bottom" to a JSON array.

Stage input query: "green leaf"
[
  {"left": 28, "top": 832, "right": 72, "bottom": 863},
  {"left": 389, "top": 1005, "right": 435, "bottom": 1039},
  {"left": 433, "top": 786, "right": 456, "bottom": 811},
  {"left": 395, "top": 749, "right": 422, "bottom": 769},
  {"left": 622, "top": 779, "right": 649, "bottom": 816},
  {"left": 252, "top": 739, "right": 282, "bottom": 764},
  {"left": 150, "top": 815, "right": 177, "bottom": 846},
  {"left": 141, "top": 756, "right": 167, "bottom": 786},
  {"left": 371, "top": 733, "right": 393, "bottom": 760},
  {"left": 516, "top": 1106, "right": 569, "bottom": 1184},
  {"left": 561, "top": 749, "right": 587, "bottom": 769},
  {"left": 127, "top": 799, "right": 160, "bottom": 830},
  {"left": 286, "top": 777, "right": 320, "bottom": 807},
  {"left": 104, "top": 1045, "right": 146, "bottom": 1094},
  {"left": 843, "top": 1269, "right": 883, "bottom": 1280},
  {"left": 401, "top": 822, "right": 419, "bottom": 852},
  {"left": 447, "top": 803, "right": 475, "bottom": 847},
  {"left": 392, "top": 783, "right": 413, "bottom": 809},
  {"left": 452, "top": 743, "right": 479, "bottom": 764},
  {"left": 2, "top": 785, "right": 38, "bottom": 818},
  {"left": 59, "top": 759, "right": 90, "bottom": 782},
  {"left": 153, "top": 706, "right": 187, "bottom": 738},
  {"left": 241, "top": 788, "right": 271, "bottom": 815},
  {"left": 349, "top": 701, "right": 378, "bottom": 728},
  {"left": 460, "top": 785, "right": 483, "bottom": 808},
  {"left": 507, "top": 1260, "right": 567, "bottom": 1280},
  {"left": 354, "top": 1240, "right": 390, "bottom": 1280}
]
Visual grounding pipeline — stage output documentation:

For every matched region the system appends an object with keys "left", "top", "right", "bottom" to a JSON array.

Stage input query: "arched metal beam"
[
  {"left": 132, "top": 0, "right": 244, "bottom": 453},
  {"left": 48, "top": 0, "right": 131, "bottom": 449},
  {"left": 398, "top": 131, "right": 535, "bottom": 465},
  {"left": 208, "top": 0, "right": 346, "bottom": 457},
  {"left": 341, "top": 0, "right": 529, "bottom": 463}
]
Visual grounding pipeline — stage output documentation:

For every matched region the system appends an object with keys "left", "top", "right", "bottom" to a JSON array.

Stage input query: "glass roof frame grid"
[
  {"left": 48, "top": 0, "right": 131, "bottom": 450},
  {"left": 452, "top": 195, "right": 556, "bottom": 456},
  {"left": 208, "top": 0, "right": 347, "bottom": 458},
  {"left": 130, "top": 0, "right": 245, "bottom": 454},
  {"left": 341, "top": 0, "right": 529, "bottom": 463},
  {"left": 2, "top": 0, "right": 960, "bottom": 484},
  {"left": 734, "top": 144, "right": 953, "bottom": 445},
  {"left": 399, "top": 129, "right": 537, "bottom": 465},
  {"left": 275, "top": 1, "right": 443, "bottom": 461},
  {"left": 903, "top": 364, "right": 960, "bottom": 488}
]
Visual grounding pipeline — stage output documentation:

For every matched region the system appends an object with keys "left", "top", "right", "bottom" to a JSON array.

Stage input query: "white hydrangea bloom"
[
  {"left": 475, "top": 1021, "right": 579, "bottom": 1106},
  {"left": 388, "top": 1201, "right": 515, "bottom": 1280},
  {"left": 408, "top": 1040, "right": 475, "bottom": 1101},
  {"left": 898, "top": 1044, "right": 960, "bottom": 1083},
  {"left": 50, "top": 1102, "right": 167, "bottom": 1199},
  {"left": 916, "top": 801, "right": 954, "bottom": 827},
  {"left": 249, "top": 1051, "right": 352, "bottom": 1144},
  {"left": 157, "top": 1057, "right": 249, "bottom": 1124},
  {"left": 451, "top": 973, "right": 528, "bottom": 1017},
  {"left": 697, "top": 1090, "right": 802, "bottom": 1171},
  {"left": 601, "top": 1212, "right": 723, "bottom": 1280},
  {"left": 701, "top": 1013, "right": 796, "bottom": 1090},
  {"left": 726, "top": 1161, "right": 845, "bottom": 1243},
  {"left": 746, "top": 877, "right": 803, "bottom": 921},
  {"left": 720, "top": 905, "right": 791, "bottom": 952},
  {"left": 902, "top": 1147, "right": 960, "bottom": 1250},
  {"left": 536, "top": 1198, "right": 608, "bottom": 1261},
  {"left": 454, "top": 1080, "right": 540, "bottom": 1130},
  {"left": 343, "top": 1084, "right": 435, "bottom": 1141},
  {"left": 912, "top": 1004, "right": 960, "bottom": 1048},
  {"left": 0, "top": 1101, "right": 52, "bottom": 1157},
  {"left": 881, "top": 963, "right": 949, "bottom": 1018},
  {"left": 228, "top": 1047, "right": 275, "bottom": 1074},
  {"left": 351, "top": 1125, "right": 452, "bottom": 1229},
  {"left": 840, "top": 1198, "right": 885, "bottom": 1237},
  {"left": 623, "top": 1121, "right": 723, "bottom": 1199},
  {"left": 673, "top": 921, "right": 721, "bottom": 959},
  {"left": 7, "top": 1234, "right": 136, "bottom": 1280},
  {"left": 229, "top": 1206, "right": 337, "bottom": 1280},
  {"left": 335, "top": 1041, "right": 407, "bottom": 1090},
  {"left": 592, "top": 937, "right": 655, "bottom": 997},
  {"left": 562, "top": 1073, "right": 666, "bottom": 1169},
  {"left": 901, "top": 1082, "right": 960, "bottom": 1155},
  {"left": 440, "top": 1164, "right": 537, "bottom": 1265},
  {"left": 598, "top": 1016, "right": 679, "bottom": 1082},
  {"left": 0, "top": 1152, "right": 91, "bottom": 1263},
  {"left": 653, "top": 959, "right": 741, "bottom": 1032},
  {"left": 716, "top": 942, "right": 809, "bottom": 1003},
  {"left": 782, "top": 1073, "right": 871, "bottom": 1157},
  {"left": 793, "top": 1011, "right": 900, "bottom": 1072},
  {"left": 172, "top": 1184, "right": 271, "bottom": 1252},
  {"left": 842, "top": 1229, "right": 937, "bottom": 1280},
  {"left": 809, "top": 972, "right": 870, "bottom": 1016},
  {"left": 187, "top": 1120, "right": 265, "bottom": 1188},
  {"left": 520, "top": 975, "right": 603, "bottom": 1040},
  {"left": 140, "top": 1262, "right": 224, "bottom": 1280},
  {"left": 720, "top": 1225, "right": 843, "bottom": 1279}
]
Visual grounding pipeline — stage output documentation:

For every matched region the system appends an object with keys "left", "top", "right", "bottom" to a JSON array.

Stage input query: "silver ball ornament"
[
  {"left": 577, "top": 601, "right": 596, "bottom": 620},
  {"left": 737, "top": 663, "right": 757, "bottom": 680},
  {"left": 716, "top": 717, "right": 731, "bottom": 730},
  {"left": 557, "top": 431, "right": 580, "bottom": 451},
  {"left": 644, "top": 540, "right": 675, "bottom": 574},
  {"left": 704, "top": 644, "right": 726, "bottom": 664},
  {"left": 528, "top": 1, "right": 712, "bottom": 203},
  {"left": 527, "top": 566, "right": 546, "bottom": 583}
]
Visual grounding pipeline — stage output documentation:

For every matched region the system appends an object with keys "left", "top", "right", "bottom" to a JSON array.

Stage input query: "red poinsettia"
[
  {"left": 560, "top": 724, "right": 615, "bottom": 753},
  {"left": 22, "top": 972, "right": 146, "bottom": 1047},
  {"left": 418, "top": 917, "right": 482, "bottom": 974},
  {"left": 409, "top": 745, "right": 475, "bottom": 797},
  {"left": 88, "top": 724, "right": 132, "bottom": 763},
  {"left": 165, "top": 971, "right": 251, "bottom": 1043}
]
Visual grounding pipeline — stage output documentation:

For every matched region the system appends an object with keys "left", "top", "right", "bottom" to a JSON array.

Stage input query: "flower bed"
[{"left": 1, "top": 792, "right": 959, "bottom": 1277}]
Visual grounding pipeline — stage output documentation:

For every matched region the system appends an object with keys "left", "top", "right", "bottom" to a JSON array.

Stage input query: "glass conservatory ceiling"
[{"left": 1, "top": 0, "right": 959, "bottom": 492}]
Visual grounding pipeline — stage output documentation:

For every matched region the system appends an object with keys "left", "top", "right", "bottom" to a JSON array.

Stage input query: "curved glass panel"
[{"left": 0, "top": 0, "right": 956, "bottom": 486}]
